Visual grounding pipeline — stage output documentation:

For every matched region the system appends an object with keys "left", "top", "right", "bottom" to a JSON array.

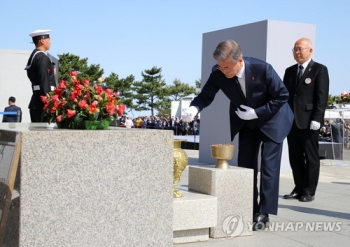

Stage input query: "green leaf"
[{"left": 74, "top": 112, "right": 85, "bottom": 123}]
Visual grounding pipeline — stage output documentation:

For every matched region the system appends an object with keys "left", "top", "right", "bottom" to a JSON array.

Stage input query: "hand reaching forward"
[{"left": 181, "top": 106, "right": 198, "bottom": 122}]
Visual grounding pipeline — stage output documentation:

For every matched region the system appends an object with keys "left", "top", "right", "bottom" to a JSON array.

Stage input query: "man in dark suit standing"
[
  {"left": 182, "top": 40, "right": 294, "bottom": 230},
  {"left": 2, "top": 96, "right": 22, "bottom": 122},
  {"left": 282, "top": 38, "right": 329, "bottom": 202}
]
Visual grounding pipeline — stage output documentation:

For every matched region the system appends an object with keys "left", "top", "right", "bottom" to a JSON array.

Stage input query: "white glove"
[
  {"left": 310, "top": 121, "right": 320, "bottom": 130},
  {"left": 235, "top": 105, "right": 258, "bottom": 120},
  {"left": 181, "top": 106, "right": 198, "bottom": 122}
]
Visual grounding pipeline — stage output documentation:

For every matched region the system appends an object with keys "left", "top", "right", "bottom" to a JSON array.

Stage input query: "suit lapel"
[{"left": 243, "top": 58, "right": 255, "bottom": 102}]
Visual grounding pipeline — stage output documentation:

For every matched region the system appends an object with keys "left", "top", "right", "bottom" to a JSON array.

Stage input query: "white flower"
[{"left": 97, "top": 77, "right": 105, "bottom": 83}]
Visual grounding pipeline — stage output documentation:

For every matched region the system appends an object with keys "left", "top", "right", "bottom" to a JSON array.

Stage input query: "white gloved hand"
[
  {"left": 181, "top": 106, "right": 198, "bottom": 122},
  {"left": 310, "top": 121, "right": 320, "bottom": 130},
  {"left": 235, "top": 105, "right": 258, "bottom": 120}
]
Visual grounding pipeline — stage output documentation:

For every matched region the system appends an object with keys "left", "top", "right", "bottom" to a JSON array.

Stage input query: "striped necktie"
[{"left": 297, "top": 65, "right": 303, "bottom": 81}]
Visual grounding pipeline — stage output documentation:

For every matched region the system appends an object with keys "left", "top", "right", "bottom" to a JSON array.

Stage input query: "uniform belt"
[{"left": 33, "top": 85, "right": 40, "bottom": 91}]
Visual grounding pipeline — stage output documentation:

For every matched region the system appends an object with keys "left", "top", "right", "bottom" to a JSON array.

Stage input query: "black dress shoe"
[
  {"left": 283, "top": 191, "right": 301, "bottom": 199},
  {"left": 253, "top": 213, "right": 269, "bottom": 231},
  {"left": 299, "top": 193, "right": 314, "bottom": 202}
]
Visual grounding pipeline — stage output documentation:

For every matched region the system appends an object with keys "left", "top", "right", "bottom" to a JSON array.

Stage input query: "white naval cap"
[{"left": 29, "top": 29, "right": 51, "bottom": 41}]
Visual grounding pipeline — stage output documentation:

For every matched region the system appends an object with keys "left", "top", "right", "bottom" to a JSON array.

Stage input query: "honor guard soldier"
[{"left": 25, "top": 29, "right": 56, "bottom": 122}]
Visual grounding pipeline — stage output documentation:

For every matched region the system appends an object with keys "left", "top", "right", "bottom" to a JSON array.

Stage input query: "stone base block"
[
  {"left": 173, "top": 190, "right": 217, "bottom": 243},
  {"left": 188, "top": 166, "right": 253, "bottom": 238},
  {"left": 173, "top": 228, "right": 209, "bottom": 244}
]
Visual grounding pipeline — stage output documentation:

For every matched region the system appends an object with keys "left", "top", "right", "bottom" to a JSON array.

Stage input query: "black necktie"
[
  {"left": 297, "top": 65, "right": 303, "bottom": 81},
  {"left": 235, "top": 76, "right": 255, "bottom": 129},
  {"left": 235, "top": 76, "right": 245, "bottom": 101}
]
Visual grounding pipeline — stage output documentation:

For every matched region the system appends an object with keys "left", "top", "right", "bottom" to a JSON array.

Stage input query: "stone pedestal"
[
  {"left": 188, "top": 166, "right": 253, "bottom": 238},
  {"left": 173, "top": 190, "right": 217, "bottom": 244},
  {"left": 0, "top": 123, "right": 173, "bottom": 247}
]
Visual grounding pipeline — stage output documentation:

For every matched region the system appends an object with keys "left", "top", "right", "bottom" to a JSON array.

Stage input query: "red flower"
[
  {"left": 50, "top": 107, "right": 56, "bottom": 113},
  {"left": 117, "top": 104, "right": 126, "bottom": 116},
  {"left": 341, "top": 91, "right": 349, "bottom": 97},
  {"left": 66, "top": 109, "right": 76, "bottom": 118},
  {"left": 69, "top": 92, "right": 77, "bottom": 102},
  {"left": 96, "top": 86, "right": 104, "bottom": 95},
  {"left": 83, "top": 79, "right": 90, "bottom": 86},
  {"left": 56, "top": 115, "right": 63, "bottom": 122},
  {"left": 53, "top": 88, "right": 64, "bottom": 96},
  {"left": 107, "top": 95, "right": 115, "bottom": 102},
  {"left": 41, "top": 95, "right": 49, "bottom": 104},
  {"left": 52, "top": 94, "right": 59, "bottom": 102},
  {"left": 105, "top": 88, "right": 113, "bottom": 95},
  {"left": 78, "top": 100, "right": 88, "bottom": 109},
  {"left": 70, "top": 71, "right": 78, "bottom": 77},
  {"left": 58, "top": 80, "right": 67, "bottom": 89},
  {"left": 74, "top": 84, "right": 83, "bottom": 96},
  {"left": 53, "top": 100, "right": 61, "bottom": 108},
  {"left": 106, "top": 102, "right": 115, "bottom": 115},
  {"left": 89, "top": 104, "right": 98, "bottom": 114}
]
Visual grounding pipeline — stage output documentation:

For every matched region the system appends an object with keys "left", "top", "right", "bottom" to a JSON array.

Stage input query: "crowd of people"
[
  {"left": 320, "top": 119, "right": 350, "bottom": 148},
  {"left": 115, "top": 115, "right": 200, "bottom": 135}
]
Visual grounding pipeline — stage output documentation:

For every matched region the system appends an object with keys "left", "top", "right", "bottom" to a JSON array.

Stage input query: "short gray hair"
[{"left": 213, "top": 40, "right": 243, "bottom": 63}]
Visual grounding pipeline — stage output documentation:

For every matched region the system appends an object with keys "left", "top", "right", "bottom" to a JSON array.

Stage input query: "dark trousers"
[
  {"left": 238, "top": 126, "right": 283, "bottom": 215},
  {"left": 287, "top": 124, "right": 320, "bottom": 196},
  {"left": 30, "top": 109, "right": 47, "bottom": 122}
]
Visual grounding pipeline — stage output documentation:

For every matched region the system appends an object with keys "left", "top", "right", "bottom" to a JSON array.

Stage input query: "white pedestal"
[
  {"left": 189, "top": 166, "right": 253, "bottom": 238},
  {"left": 173, "top": 190, "right": 217, "bottom": 244}
]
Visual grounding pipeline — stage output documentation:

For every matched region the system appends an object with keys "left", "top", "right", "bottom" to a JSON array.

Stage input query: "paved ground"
[
  {"left": 343, "top": 147, "right": 350, "bottom": 160},
  {"left": 176, "top": 149, "right": 350, "bottom": 247}
]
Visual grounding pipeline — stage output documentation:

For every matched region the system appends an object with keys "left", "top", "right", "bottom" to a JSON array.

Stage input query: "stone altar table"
[{"left": 0, "top": 123, "right": 173, "bottom": 247}]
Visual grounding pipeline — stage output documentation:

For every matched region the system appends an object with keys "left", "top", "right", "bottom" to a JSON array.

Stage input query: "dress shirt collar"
[
  {"left": 236, "top": 60, "right": 245, "bottom": 79},
  {"left": 299, "top": 58, "right": 311, "bottom": 70}
]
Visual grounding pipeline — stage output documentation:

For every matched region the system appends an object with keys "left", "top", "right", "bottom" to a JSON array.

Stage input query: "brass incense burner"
[
  {"left": 173, "top": 139, "right": 188, "bottom": 198},
  {"left": 211, "top": 144, "right": 235, "bottom": 169}
]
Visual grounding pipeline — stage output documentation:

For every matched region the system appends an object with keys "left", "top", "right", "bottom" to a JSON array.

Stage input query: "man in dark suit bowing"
[
  {"left": 283, "top": 38, "right": 329, "bottom": 202},
  {"left": 182, "top": 39, "right": 293, "bottom": 231}
]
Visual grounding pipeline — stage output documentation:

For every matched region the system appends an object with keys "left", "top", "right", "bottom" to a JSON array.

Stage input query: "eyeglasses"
[
  {"left": 217, "top": 61, "right": 237, "bottom": 72},
  {"left": 217, "top": 65, "right": 233, "bottom": 72},
  {"left": 292, "top": 47, "right": 309, "bottom": 53}
]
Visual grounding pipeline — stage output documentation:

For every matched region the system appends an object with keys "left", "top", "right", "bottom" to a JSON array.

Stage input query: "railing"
[
  {"left": 0, "top": 111, "right": 21, "bottom": 122},
  {"left": 323, "top": 109, "right": 350, "bottom": 163}
]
